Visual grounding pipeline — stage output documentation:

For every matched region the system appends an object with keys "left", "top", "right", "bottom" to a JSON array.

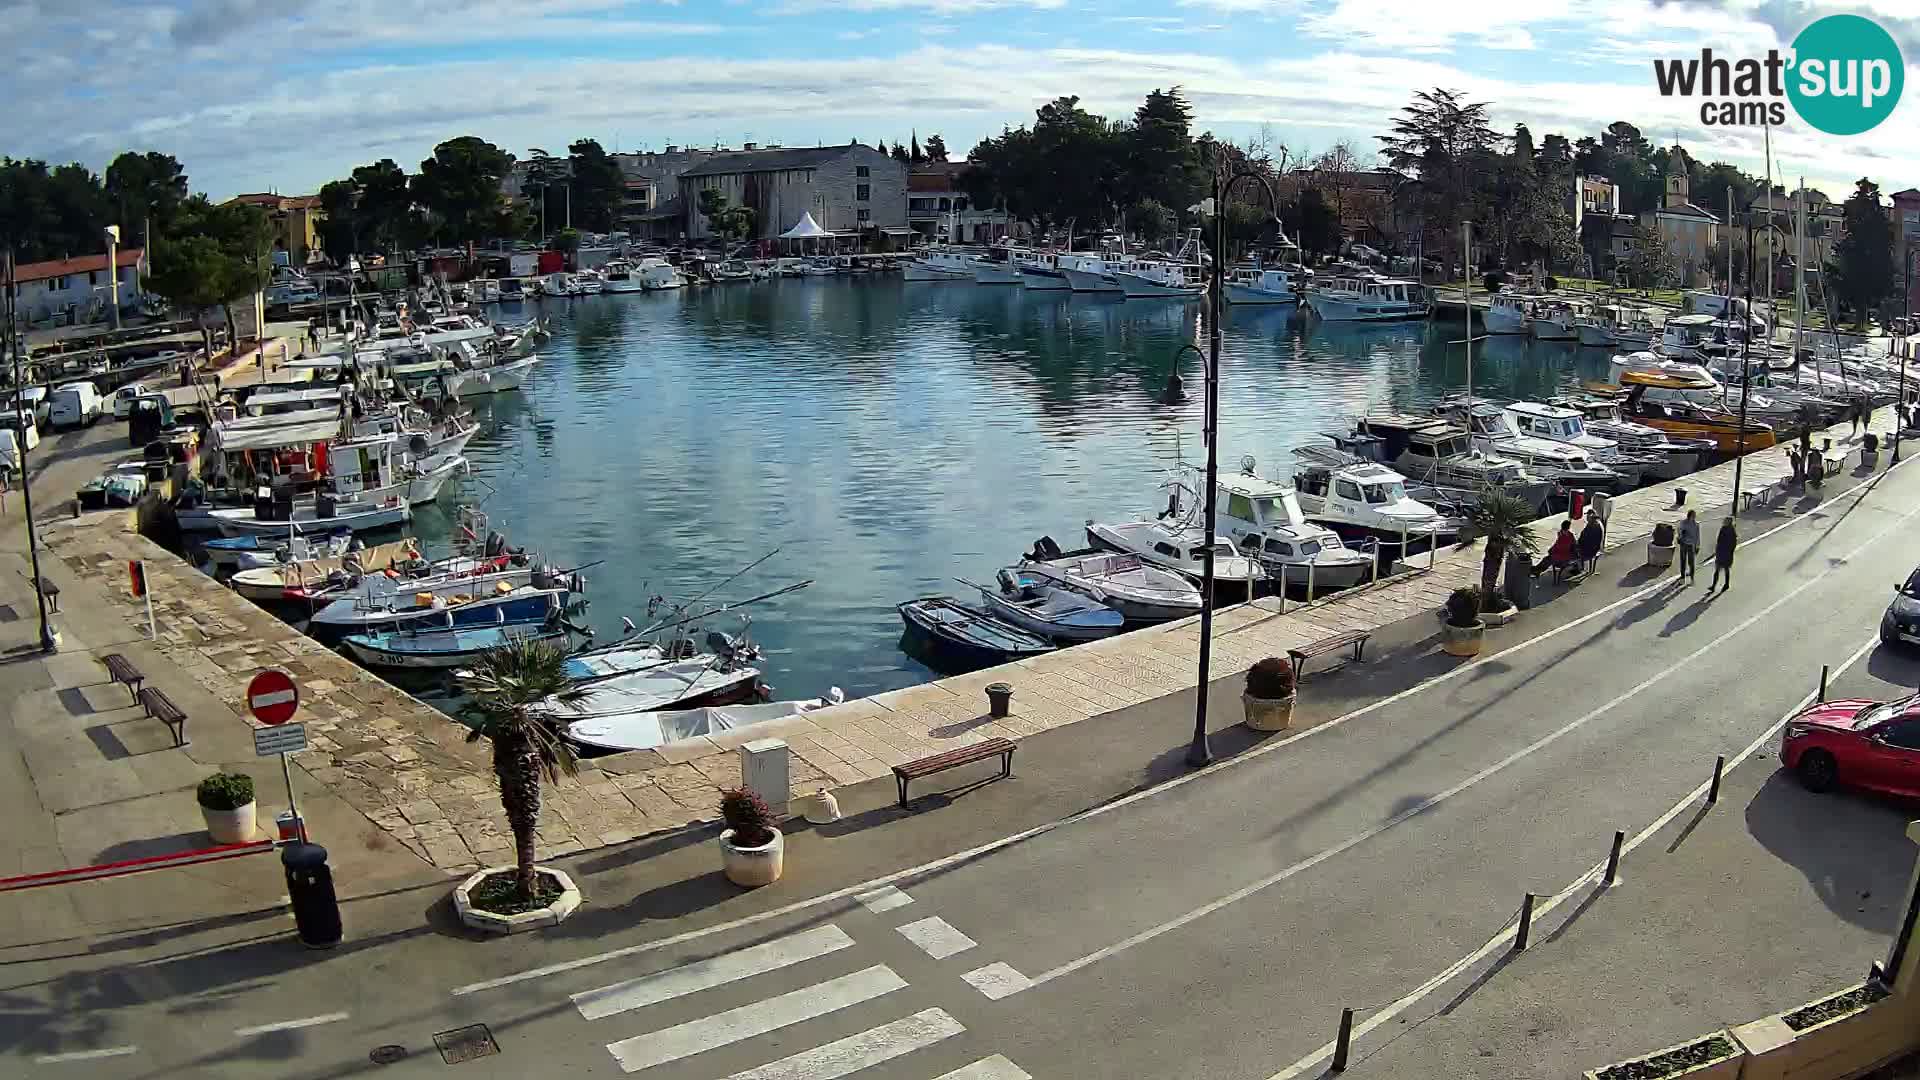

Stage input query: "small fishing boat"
[
  {"left": 306, "top": 583, "right": 573, "bottom": 644},
  {"left": 207, "top": 496, "right": 412, "bottom": 538},
  {"left": 1083, "top": 518, "right": 1265, "bottom": 594},
  {"left": 566, "top": 690, "right": 846, "bottom": 755},
  {"left": 1018, "top": 539, "right": 1204, "bottom": 622},
  {"left": 1222, "top": 266, "right": 1299, "bottom": 305},
  {"left": 558, "top": 655, "right": 766, "bottom": 719},
  {"left": 204, "top": 529, "right": 354, "bottom": 573},
  {"left": 898, "top": 596, "right": 1055, "bottom": 669},
  {"left": 978, "top": 569, "right": 1127, "bottom": 642},
  {"left": 342, "top": 623, "right": 568, "bottom": 670}
]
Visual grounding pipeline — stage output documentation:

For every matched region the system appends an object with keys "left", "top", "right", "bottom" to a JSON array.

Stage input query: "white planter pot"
[
  {"left": 1440, "top": 621, "right": 1485, "bottom": 657},
  {"left": 201, "top": 801, "right": 257, "bottom": 844},
  {"left": 1647, "top": 542, "right": 1675, "bottom": 568},
  {"left": 452, "top": 865, "right": 583, "bottom": 934},
  {"left": 721, "top": 827, "right": 785, "bottom": 887},
  {"left": 1242, "top": 692, "right": 1296, "bottom": 732}
]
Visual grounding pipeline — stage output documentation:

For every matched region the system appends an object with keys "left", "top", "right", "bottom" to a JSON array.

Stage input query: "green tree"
[
  {"left": 1624, "top": 219, "right": 1677, "bottom": 289},
  {"left": 142, "top": 234, "right": 249, "bottom": 363},
  {"left": 910, "top": 132, "right": 924, "bottom": 164},
  {"left": 411, "top": 136, "right": 516, "bottom": 245},
  {"left": 317, "top": 179, "right": 360, "bottom": 264},
  {"left": 1377, "top": 88, "right": 1501, "bottom": 260},
  {"left": 1831, "top": 178, "right": 1894, "bottom": 329},
  {"left": 924, "top": 134, "right": 949, "bottom": 163},
  {"left": 891, "top": 141, "right": 910, "bottom": 163},
  {"left": 1456, "top": 490, "right": 1539, "bottom": 610},
  {"left": 104, "top": 151, "right": 188, "bottom": 238},
  {"left": 697, "top": 188, "right": 731, "bottom": 236},
  {"left": 567, "top": 139, "right": 625, "bottom": 233},
  {"left": 1511, "top": 124, "right": 1535, "bottom": 165},
  {"left": 1126, "top": 87, "right": 1201, "bottom": 215},
  {"left": 456, "top": 639, "right": 588, "bottom": 901},
  {"left": 1130, "top": 198, "right": 1177, "bottom": 246},
  {"left": 723, "top": 205, "right": 758, "bottom": 242},
  {"left": 351, "top": 159, "right": 413, "bottom": 254},
  {"left": 1294, "top": 188, "right": 1341, "bottom": 256},
  {"left": 551, "top": 227, "right": 580, "bottom": 255},
  {"left": 523, "top": 148, "right": 566, "bottom": 241}
]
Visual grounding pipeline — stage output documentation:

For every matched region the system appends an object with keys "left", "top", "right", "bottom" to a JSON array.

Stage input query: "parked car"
[
  {"left": 6, "top": 386, "right": 49, "bottom": 429},
  {"left": 112, "top": 381, "right": 154, "bottom": 420},
  {"left": 1781, "top": 691, "right": 1920, "bottom": 796},
  {"left": 0, "top": 412, "right": 36, "bottom": 472},
  {"left": 1881, "top": 569, "right": 1920, "bottom": 646}
]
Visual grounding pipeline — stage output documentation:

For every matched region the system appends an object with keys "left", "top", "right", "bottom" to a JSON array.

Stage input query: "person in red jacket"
[{"left": 1534, "top": 519, "right": 1577, "bottom": 576}]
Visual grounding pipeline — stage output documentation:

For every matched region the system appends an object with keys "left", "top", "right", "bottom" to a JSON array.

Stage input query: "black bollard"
[{"left": 282, "top": 842, "right": 342, "bottom": 949}]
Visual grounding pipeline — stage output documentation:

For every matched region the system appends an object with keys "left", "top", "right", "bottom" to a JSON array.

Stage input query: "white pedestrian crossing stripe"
[
  {"left": 574, "top": 925, "right": 855, "bottom": 1020},
  {"left": 896, "top": 915, "right": 976, "bottom": 960},
  {"left": 934, "top": 1056, "right": 1035, "bottom": 1080},
  {"left": 605, "top": 964, "right": 907, "bottom": 1073},
  {"left": 960, "top": 962, "right": 1032, "bottom": 1000},
  {"left": 854, "top": 884, "right": 915, "bottom": 913},
  {"left": 719, "top": 1007, "right": 963, "bottom": 1080}
]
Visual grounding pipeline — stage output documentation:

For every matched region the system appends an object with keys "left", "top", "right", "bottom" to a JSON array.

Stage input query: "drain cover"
[
  {"left": 433, "top": 1024, "right": 499, "bottom": 1065},
  {"left": 369, "top": 1045, "right": 408, "bottom": 1066}
]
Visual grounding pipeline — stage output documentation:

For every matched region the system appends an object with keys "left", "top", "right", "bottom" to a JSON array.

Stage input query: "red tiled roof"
[{"left": 4, "top": 248, "right": 144, "bottom": 285}]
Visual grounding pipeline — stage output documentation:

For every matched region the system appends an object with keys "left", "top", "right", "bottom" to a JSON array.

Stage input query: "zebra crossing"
[{"left": 567, "top": 909, "right": 1033, "bottom": 1079}]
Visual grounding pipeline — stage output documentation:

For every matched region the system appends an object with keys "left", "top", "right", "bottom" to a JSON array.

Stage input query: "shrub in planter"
[
  {"left": 197, "top": 771, "right": 257, "bottom": 844},
  {"left": 1441, "top": 586, "right": 1486, "bottom": 657},
  {"left": 1652, "top": 522, "right": 1676, "bottom": 547},
  {"left": 1648, "top": 521, "right": 1677, "bottom": 568},
  {"left": 719, "top": 787, "right": 784, "bottom": 887},
  {"left": 1243, "top": 657, "right": 1297, "bottom": 732}
]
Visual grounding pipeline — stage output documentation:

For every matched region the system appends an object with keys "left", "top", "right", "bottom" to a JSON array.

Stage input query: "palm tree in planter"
[
  {"left": 457, "top": 637, "right": 588, "bottom": 904},
  {"left": 1455, "top": 490, "right": 1538, "bottom": 623}
]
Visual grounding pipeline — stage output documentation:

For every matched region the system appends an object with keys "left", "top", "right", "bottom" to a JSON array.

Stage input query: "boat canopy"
[{"left": 211, "top": 417, "right": 340, "bottom": 452}]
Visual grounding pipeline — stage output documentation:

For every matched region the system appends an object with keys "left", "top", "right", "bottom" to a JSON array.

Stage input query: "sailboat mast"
[{"left": 1462, "top": 222, "right": 1473, "bottom": 412}]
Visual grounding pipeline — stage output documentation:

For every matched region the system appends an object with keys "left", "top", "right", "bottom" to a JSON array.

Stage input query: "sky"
[{"left": 11, "top": 0, "right": 1917, "bottom": 205}]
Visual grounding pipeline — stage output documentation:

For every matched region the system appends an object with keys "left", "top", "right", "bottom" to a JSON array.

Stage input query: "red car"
[{"left": 1781, "top": 692, "right": 1920, "bottom": 797}]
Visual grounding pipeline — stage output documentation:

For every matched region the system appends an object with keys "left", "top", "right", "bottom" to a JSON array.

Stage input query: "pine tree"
[
  {"left": 1832, "top": 178, "right": 1895, "bottom": 329},
  {"left": 910, "top": 131, "right": 924, "bottom": 163}
]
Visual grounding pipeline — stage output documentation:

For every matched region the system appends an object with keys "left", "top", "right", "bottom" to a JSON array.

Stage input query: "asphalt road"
[{"left": 9, "top": 457, "right": 1920, "bottom": 1079}]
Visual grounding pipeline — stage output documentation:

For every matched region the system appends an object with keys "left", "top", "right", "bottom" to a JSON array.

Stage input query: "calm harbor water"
[{"left": 408, "top": 279, "right": 1617, "bottom": 701}]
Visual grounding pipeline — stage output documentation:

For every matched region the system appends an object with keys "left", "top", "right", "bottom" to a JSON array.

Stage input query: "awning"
[
  {"left": 880, "top": 227, "right": 916, "bottom": 236},
  {"left": 780, "top": 212, "right": 832, "bottom": 239},
  {"left": 211, "top": 418, "right": 340, "bottom": 453}
]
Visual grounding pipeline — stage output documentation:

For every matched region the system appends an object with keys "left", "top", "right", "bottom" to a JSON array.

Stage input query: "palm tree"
[
  {"left": 457, "top": 638, "right": 588, "bottom": 899},
  {"left": 1456, "top": 490, "right": 1540, "bottom": 609}
]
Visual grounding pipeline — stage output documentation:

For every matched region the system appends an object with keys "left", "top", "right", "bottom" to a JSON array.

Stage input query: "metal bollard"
[
  {"left": 1603, "top": 830, "right": 1624, "bottom": 886},
  {"left": 282, "top": 842, "right": 342, "bottom": 949},
  {"left": 1331, "top": 1007, "right": 1355, "bottom": 1072},
  {"left": 1514, "top": 893, "right": 1536, "bottom": 951},
  {"left": 1818, "top": 664, "right": 1829, "bottom": 703},
  {"left": 1707, "top": 755, "right": 1725, "bottom": 805},
  {"left": 1307, "top": 560, "right": 1316, "bottom": 604}
]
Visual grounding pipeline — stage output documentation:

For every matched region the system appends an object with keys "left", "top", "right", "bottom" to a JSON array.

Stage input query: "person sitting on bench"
[{"left": 1534, "top": 519, "right": 1577, "bottom": 577}]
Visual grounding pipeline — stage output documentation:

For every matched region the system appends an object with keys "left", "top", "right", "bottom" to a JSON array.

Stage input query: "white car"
[
  {"left": 113, "top": 381, "right": 154, "bottom": 419},
  {"left": 6, "top": 387, "right": 49, "bottom": 429}
]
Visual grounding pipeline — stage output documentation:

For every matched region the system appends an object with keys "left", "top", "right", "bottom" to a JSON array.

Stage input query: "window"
[
  {"left": 1226, "top": 494, "right": 1254, "bottom": 520},
  {"left": 1362, "top": 484, "right": 1391, "bottom": 505},
  {"left": 1879, "top": 718, "right": 1920, "bottom": 750},
  {"left": 856, "top": 209, "right": 871, "bottom": 222},
  {"left": 1264, "top": 540, "right": 1294, "bottom": 556},
  {"left": 1336, "top": 480, "right": 1363, "bottom": 501},
  {"left": 856, "top": 184, "right": 870, "bottom": 202},
  {"left": 1153, "top": 542, "right": 1180, "bottom": 557},
  {"left": 856, "top": 165, "right": 870, "bottom": 178},
  {"left": 48, "top": 276, "right": 65, "bottom": 291}
]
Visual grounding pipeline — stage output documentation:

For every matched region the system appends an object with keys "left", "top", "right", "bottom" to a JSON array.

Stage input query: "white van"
[
  {"left": 48, "top": 382, "right": 102, "bottom": 429},
  {"left": 0, "top": 412, "right": 37, "bottom": 472}
]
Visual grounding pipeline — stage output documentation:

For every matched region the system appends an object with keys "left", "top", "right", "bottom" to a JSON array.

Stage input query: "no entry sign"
[{"left": 246, "top": 669, "right": 300, "bottom": 726}]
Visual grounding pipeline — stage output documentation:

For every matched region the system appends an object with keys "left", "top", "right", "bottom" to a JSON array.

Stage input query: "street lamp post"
[
  {"left": 1163, "top": 342, "right": 1200, "bottom": 405},
  {"left": 1187, "top": 166, "right": 1284, "bottom": 770},
  {"left": 103, "top": 224, "right": 121, "bottom": 331},
  {"left": 1732, "top": 220, "right": 1754, "bottom": 500},
  {"left": 1897, "top": 249, "right": 1912, "bottom": 465},
  {"left": 7, "top": 249, "right": 59, "bottom": 652}
]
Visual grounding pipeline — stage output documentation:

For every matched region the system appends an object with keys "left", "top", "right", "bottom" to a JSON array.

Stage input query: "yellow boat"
[{"left": 1620, "top": 383, "right": 1776, "bottom": 453}]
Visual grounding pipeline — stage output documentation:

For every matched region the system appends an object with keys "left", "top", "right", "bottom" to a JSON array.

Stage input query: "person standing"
[
  {"left": 1709, "top": 517, "right": 1737, "bottom": 592},
  {"left": 1676, "top": 510, "right": 1700, "bottom": 583}
]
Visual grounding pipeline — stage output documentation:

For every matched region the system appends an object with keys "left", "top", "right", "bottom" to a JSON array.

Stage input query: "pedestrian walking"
[
  {"left": 1709, "top": 517, "right": 1737, "bottom": 592},
  {"left": 1852, "top": 395, "right": 1868, "bottom": 437},
  {"left": 1578, "top": 511, "right": 1604, "bottom": 576},
  {"left": 1676, "top": 510, "right": 1700, "bottom": 583}
]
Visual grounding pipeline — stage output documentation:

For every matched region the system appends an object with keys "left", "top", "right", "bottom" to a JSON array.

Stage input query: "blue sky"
[{"left": 10, "top": 0, "right": 1915, "bottom": 204}]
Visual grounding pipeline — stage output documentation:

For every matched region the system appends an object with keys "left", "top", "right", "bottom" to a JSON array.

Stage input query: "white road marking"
[
  {"left": 1264, "top": 629, "right": 1885, "bottom": 1080},
  {"left": 233, "top": 1012, "right": 349, "bottom": 1037},
  {"left": 935, "top": 1056, "right": 1036, "bottom": 1080},
  {"left": 897, "top": 916, "right": 977, "bottom": 960},
  {"left": 605, "top": 965, "right": 907, "bottom": 1073},
  {"left": 33, "top": 1046, "right": 138, "bottom": 1064},
  {"left": 451, "top": 469, "right": 1903, "bottom": 998},
  {"left": 1025, "top": 498, "right": 1919, "bottom": 992},
  {"left": 573, "top": 925, "right": 854, "bottom": 1020},
  {"left": 720, "top": 1007, "right": 963, "bottom": 1080},
  {"left": 961, "top": 962, "right": 1032, "bottom": 1000},
  {"left": 855, "top": 885, "right": 914, "bottom": 913}
]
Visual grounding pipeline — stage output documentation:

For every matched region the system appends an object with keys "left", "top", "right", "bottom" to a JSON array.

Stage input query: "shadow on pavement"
[
  {"left": 1866, "top": 645, "right": 1920, "bottom": 686},
  {"left": 1744, "top": 769, "right": 1916, "bottom": 933},
  {"left": 1658, "top": 591, "right": 1714, "bottom": 638}
]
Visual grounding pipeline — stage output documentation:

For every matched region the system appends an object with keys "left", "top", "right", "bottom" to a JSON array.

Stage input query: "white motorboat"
[
  {"left": 567, "top": 692, "right": 845, "bottom": 754},
  {"left": 978, "top": 568, "right": 1127, "bottom": 642},
  {"left": 1305, "top": 273, "right": 1428, "bottom": 321},
  {"left": 1111, "top": 230, "right": 1207, "bottom": 299},
  {"left": 558, "top": 655, "right": 765, "bottom": 722},
  {"left": 1483, "top": 290, "right": 1531, "bottom": 335},
  {"left": 712, "top": 260, "right": 754, "bottom": 282},
  {"left": 904, "top": 248, "right": 981, "bottom": 283},
  {"left": 444, "top": 352, "right": 539, "bottom": 398},
  {"left": 1529, "top": 301, "right": 1579, "bottom": 341},
  {"left": 1290, "top": 449, "right": 1460, "bottom": 545},
  {"left": 1656, "top": 314, "right": 1728, "bottom": 361},
  {"left": 1504, "top": 400, "right": 1665, "bottom": 486},
  {"left": 1016, "top": 251, "right": 1071, "bottom": 291},
  {"left": 638, "top": 258, "right": 687, "bottom": 290},
  {"left": 1083, "top": 518, "right": 1264, "bottom": 594},
  {"left": 307, "top": 583, "right": 571, "bottom": 644},
  {"left": 1223, "top": 266, "right": 1298, "bottom": 305},
  {"left": 1341, "top": 413, "right": 1555, "bottom": 512},
  {"left": 573, "top": 270, "right": 605, "bottom": 295},
  {"left": 1435, "top": 400, "right": 1624, "bottom": 491},
  {"left": 205, "top": 528, "right": 353, "bottom": 573},
  {"left": 1209, "top": 467, "right": 1374, "bottom": 590},
  {"left": 972, "top": 249, "right": 1024, "bottom": 285},
  {"left": 1018, "top": 539, "right": 1204, "bottom": 622},
  {"left": 208, "top": 496, "right": 412, "bottom": 539},
  {"left": 1547, "top": 396, "right": 1711, "bottom": 481},
  {"left": 1575, "top": 304, "right": 1624, "bottom": 347},
  {"left": 597, "top": 259, "right": 646, "bottom": 293},
  {"left": 1058, "top": 253, "right": 1128, "bottom": 293},
  {"left": 1613, "top": 310, "right": 1658, "bottom": 349}
]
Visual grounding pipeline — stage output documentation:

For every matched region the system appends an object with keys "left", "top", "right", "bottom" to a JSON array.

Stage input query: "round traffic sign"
[{"left": 246, "top": 669, "right": 300, "bottom": 725}]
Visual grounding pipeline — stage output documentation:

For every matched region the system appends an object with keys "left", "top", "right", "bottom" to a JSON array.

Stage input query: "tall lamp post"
[
  {"left": 1186, "top": 166, "right": 1284, "bottom": 770},
  {"left": 103, "top": 224, "right": 121, "bottom": 331},
  {"left": 6, "top": 250, "right": 59, "bottom": 652},
  {"left": 1163, "top": 342, "right": 1200, "bottom": 404},
  {"left": 1731, "top": 219, "right": 1754, "bottom": 499},
  {"left": 1897, "top": 248, "right": 1912, "bottom": 465}
]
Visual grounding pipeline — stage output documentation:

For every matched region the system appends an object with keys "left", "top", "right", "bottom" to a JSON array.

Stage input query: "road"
[{"left": 7, "top": 458, "right": 1920, "bottom": 1079}]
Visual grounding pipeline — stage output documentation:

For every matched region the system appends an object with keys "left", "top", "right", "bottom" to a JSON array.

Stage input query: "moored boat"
[
  {"left": 343, "top": 623, "right": 569, "bottom": 670},
  {"left": 566, "top": 691, "right": 846, "bottom": 755},
  {"left": 978, "top": 568, "right": 1127, "bottom": 642},
  {"left": 897, "top": 595, "right": 1055, "bottom": 669},
  {"left": 1018, "top": 539, "right": 1204, "bottom": 622}
]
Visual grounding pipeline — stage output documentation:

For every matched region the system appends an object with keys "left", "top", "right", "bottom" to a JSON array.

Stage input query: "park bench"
[
  {"left": 136, "top": 686, "right": 188, "bottom": 747},
  {"left": 893, "top": 737, "right": 1015, "bottom": 808},
  {"left": 1822, "top": 449, "right": 1848, "bottom": 477},
  {"left": 1738, "top": 477, "right": 1790, "bottom": 511},
  {"left": 101, "top": 653, "right": 145, "bottom": 702},
  {"left": 1288, "top": 629, "right": 1372, "bottom": 680},
  {"left": 34, "top": 576, "right": 59, "bottom": 613}
]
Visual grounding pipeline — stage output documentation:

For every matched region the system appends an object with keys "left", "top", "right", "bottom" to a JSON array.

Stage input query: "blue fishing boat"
[
  {"left": 307, "top": 586, "right": 571, "bottom": 644},
  {"left": 897, "top": 595, "right": 1054, "bottom": 672},
  {"left": 342, "top": 623, "right": 568, "bottom": 670}
]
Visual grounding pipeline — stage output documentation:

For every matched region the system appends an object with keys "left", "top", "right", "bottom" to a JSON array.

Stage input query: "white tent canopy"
[{"left": 779, "top": 212, "right": 832, "bottom": 239}]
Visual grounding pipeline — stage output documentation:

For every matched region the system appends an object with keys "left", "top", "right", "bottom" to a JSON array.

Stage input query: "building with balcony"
[
  {"left": 3, "top": 248, "right": 145, "bottom": 325},
  {"left": 677, "top": 143, "right": 906, "bottom": 242}
]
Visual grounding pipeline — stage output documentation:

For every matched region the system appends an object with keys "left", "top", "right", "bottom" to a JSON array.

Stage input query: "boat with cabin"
[
  {"left": 1223, "top": 266, "right": 1299, "bottom": 305},
  {"left": 1304, "top": 273, "right": 1428, "bottom": 322},
  {"left": 1483, "top": 290, "right": 1531, "bottom": 335},
  {"left": 1082, "top": 517, "right": 1265, "bottom": 596},
  {"left": 1016, "top": 251, "right": 1072, "bottom": 290},
  {"left": 1546, "top": 395, "right": 1713, "bottom": 480},
  {"left": 1211, "top": 466, "right": 1374, "bottom": 589},
  {"left": 1018, "top": 538, "right": 1204, "bottom": 622},
  {"left": 1289, "top": 449, "right": 1461, "bottom": 545},
  {"left": 597, "top": 259, "right": 645, "bottom": 293},
  {"left": 1502, "top": 400, "right": 1665, "bottom": 486},
  {"left": 1340, "top": 413, "right": 1556, "bottom": 512},
  {"left": 1433, "top": 400, "right": 1624, "bottom": 491},
  {"left": 1529, "top": 301, "right": 1579, "bottom": 341}
]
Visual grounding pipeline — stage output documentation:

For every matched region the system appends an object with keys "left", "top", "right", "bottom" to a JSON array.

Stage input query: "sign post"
[
  {"left": 246, "top": 670, "right": 306, "bottom": 844},
  {"left": 128, "top": 560, "right": 154, "bottom": 640}
]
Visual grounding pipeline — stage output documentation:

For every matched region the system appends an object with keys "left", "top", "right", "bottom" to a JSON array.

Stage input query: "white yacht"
[
  {"left": 1657, "top": 314, "right": 1727, "bottom": 361},
  {"left": 1111, "top": 230, "right": 1207, "bottom": 299},
  {"left": 1058, "top": 253, "right": 1127, "bottom": 293},
  {"left": 1504, "top": 400, "right": 1664, "bottom": 486},
  {"left": 1529, "top": 300, "right": 1578, "bottom": 341},
  {"left": 1289, "top": 449, "right": 1460, "bottom": 545},
  {"left": 1211, "top": 467, "right": 1373, "bottom": 589},
  {"left": 1341, "top": 413, "right": 1556, "bottom": 512},
  {"left": 597, "top": 259, "right": 645, "bottom": 293},
  {"left": 904, "top": 248, "right": 980, "bottom": 283},
  {"left": 1305, "top": 273, "right": 1427, "bottom": 321},
  {"left": 1016, "top": 251, "right": 1071, "bottom": 290},
  {"left": 1083, "top": 518, "right": 1264, "bottom": 595},
  {"left": 1547, "top": 396, "right": 1712, "bottom": 481},
  {"left": 1435, "top": 400, "right": 1623, "bottom": 491},
  {"left": 1223, "top": 266, "right": 1299, "bottom": 305},
  {"left": 972, "top": 248, "right": 1025, "bottom": 285},
  {"left": 1483, "top": 290, "right": 1531, "bottom": 335}
]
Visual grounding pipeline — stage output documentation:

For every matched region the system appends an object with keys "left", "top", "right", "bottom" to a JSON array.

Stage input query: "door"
[{"left": 1865, "top": 716, "right": 1920, "bottom": 795}]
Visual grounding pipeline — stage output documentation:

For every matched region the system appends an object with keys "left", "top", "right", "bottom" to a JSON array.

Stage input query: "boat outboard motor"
[
  {"left": 996, "top": 568, "right": 1026, "bottom": 597},
  {"left": 707, "top": 631, "right": 738, "bottom": 659},
  {"left": 485, "top": 531, "right": 508, "bottom": 558},
  {"left": 1034, "top": 535, "right": 1064, "bottom": 561}
]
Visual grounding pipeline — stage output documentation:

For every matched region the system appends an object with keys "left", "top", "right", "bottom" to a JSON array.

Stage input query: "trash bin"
[
  {"left": 1505, "top": 550, "right": 1536, "bottom": 610},
  {"left": 281, "top": 842, "right": 342, "bottom": 949}
]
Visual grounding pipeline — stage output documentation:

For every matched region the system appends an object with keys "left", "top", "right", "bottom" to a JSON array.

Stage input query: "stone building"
[
  {"left": 677, "top": 143, "right": 906, "bottom": 242},
  {"left": 1638, "top": 148, "right": 1719, "bottom": 286},
  {"left": 228, "top": 193, "right": 324, "bottom": 265}
]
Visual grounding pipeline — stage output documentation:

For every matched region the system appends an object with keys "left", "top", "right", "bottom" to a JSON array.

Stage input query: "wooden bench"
[
  {"left": 136, "top": 686, "right": 188, "bottom": 747},
  {"left": 34, "top": 575, "right": 59, "bottom": 613},
  {"left": 894, "top": 737, "right": 1015, "bottom": 807},
  {"left": 1288, "top": 629, "right": 1372, "bottom": 680},
  {"left": 101, "top": 653, "right": 144, "bottom": 701}
]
